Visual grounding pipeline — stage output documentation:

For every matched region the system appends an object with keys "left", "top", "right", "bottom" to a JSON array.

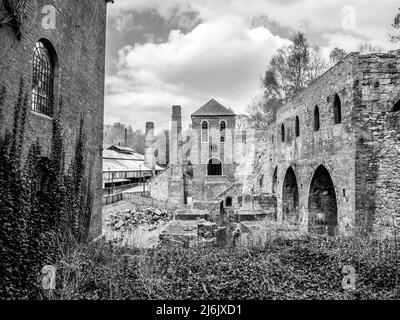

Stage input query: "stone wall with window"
[{"left": 0, "top": 0, "right": 108, "bottom": 237}]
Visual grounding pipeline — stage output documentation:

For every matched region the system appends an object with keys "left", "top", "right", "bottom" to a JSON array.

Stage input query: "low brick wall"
[{"left": 123, "top": 193, "right": 189, "bottom": 212}]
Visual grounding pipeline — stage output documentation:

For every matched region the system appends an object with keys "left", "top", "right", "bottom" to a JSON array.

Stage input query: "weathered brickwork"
[
  {"left": 0, "top": 0, "right": 108, "bottom": 237},
  {"left": 250, "top": 51, "right": 400, "bottom": 236}
]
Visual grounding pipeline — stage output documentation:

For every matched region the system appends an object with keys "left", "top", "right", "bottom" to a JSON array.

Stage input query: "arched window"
[
  {"left": 201, "top": 120, "right": 209, "bottom": 143},
  {"left": 393, "top": 99, "right": 400, "bottom": 112},
  {"left": 314, "top": 106, "right": 320, "bottom": 131},
  {"left": 281, "top": 124, "right": 285, "bottom": 142},
  {"left": 295, "top": 116, "right": 300, "bottom": 137},
  {"left": 207, "top": 158, "right": 222, "bottom": 176},
  {"left": 333, "top": 94, "right": 342, "bottom": 124},
  {"left": 220, "top": 120, "right": 226, "bottom": 143},
  {"left": 31, "top": 40, "right": 56, "bottom": 117}
]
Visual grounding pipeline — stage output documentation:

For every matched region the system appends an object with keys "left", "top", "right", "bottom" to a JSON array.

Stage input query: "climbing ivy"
[
  {"left": 0, "top": 0, "right": 27, "bottom": 40},
  {"left": 0, "top": 79, "right": 94, "bottom": 299}
]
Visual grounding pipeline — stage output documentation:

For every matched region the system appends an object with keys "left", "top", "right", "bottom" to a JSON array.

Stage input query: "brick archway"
[{"left": 308, "top": 165, "right": 338, "bottom": 236}]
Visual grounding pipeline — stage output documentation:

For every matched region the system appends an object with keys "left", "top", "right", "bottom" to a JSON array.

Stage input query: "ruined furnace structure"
[{"left": 150, "top": 51, "right": 400, "bottom": 237}]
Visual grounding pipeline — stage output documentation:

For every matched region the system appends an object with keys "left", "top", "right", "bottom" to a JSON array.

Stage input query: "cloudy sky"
[{"left": 104, "top": 0, "right": 399, "bottom": 132}]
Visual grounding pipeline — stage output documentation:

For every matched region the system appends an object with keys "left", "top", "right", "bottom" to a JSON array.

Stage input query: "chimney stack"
[
  {"left": 170, "top": 105, "right": 182, "bottom": 165},
  {"left": 124, "top": 128, "right": 128, "bottom": 147},
  {"left": 144, "top": 122, "right": 156, "bottom": 176}
]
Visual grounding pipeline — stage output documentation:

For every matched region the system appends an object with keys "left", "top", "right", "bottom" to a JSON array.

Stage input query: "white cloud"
[
  {"left": 105, "top": 0, "right": 400, "bottom": 130},
  {"left": 106, "top": 17, "right": 289, "bottom": 130}
]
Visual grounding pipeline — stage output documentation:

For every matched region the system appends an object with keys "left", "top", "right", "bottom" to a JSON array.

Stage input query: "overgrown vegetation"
[
  {"left": 0, "top": 0, "right": 27, "bottom": 40},
  {"left": 0, "top": 80, "right": 93, "bottom": 299},
  {"left": 44, "top": 236, "right": 400, "bottom": 300}
]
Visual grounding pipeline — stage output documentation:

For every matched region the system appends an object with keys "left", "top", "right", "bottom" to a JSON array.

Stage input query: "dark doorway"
[
  {"left": 308, "top": 165, "right": 338, "bottom": 236},
  {"left": 226, "top": 196, "right": 232, "bottom": 207},
  {"left": 282, "top": 167, "right": 299, "bottom": 222},
  {"left": 208, "top": 158, "right": 222, "bottom": 176}
]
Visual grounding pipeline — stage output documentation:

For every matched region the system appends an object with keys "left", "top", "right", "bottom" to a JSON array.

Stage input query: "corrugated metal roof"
[
  {"left": 103, "top": 158, "right": 164, "bottom": 173},
  {"left": 103, "top": 150, "right": 144, "bottom": 161}
]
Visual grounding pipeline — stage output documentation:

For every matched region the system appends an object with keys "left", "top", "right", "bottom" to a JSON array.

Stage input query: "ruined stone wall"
[
  {"left": 353, "top": 52, "right": 400, "bottom": 236},
  {"left": 0, "top": 0, "right": 108, "bottom": 237},
  {"left": 251, "top": 54, "right": 359, "bottom": 235}
]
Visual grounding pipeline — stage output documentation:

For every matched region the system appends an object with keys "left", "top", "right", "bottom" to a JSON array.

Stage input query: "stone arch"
[
  {"left": 282, "top": 166, "right": 299, "bottom": 222},
  {"left": 308, "top": 165, "right": 338, "bottom": 236},
  {"left": 272, "top": 166, "right": 278, "bottom": 194},
  {"left": 207, "top": 157, "right": 222, "bottom": 176}
]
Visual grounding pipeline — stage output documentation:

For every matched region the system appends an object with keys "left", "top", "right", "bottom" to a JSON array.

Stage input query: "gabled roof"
[{"left": 192, "top": 99, "right": 236, "bottom": 117}]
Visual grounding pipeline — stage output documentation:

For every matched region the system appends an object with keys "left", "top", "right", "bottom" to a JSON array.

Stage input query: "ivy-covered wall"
[
  {"left": 0, "top": 0, "right": 108, "bottom": 238},
  {"left": 0, "top": 82, "right": 96, "bottom": 298}
]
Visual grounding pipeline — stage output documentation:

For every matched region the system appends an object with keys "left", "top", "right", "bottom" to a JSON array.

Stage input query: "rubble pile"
[{"left": 107, "top": 207, "right": 174, "bottom": 231}]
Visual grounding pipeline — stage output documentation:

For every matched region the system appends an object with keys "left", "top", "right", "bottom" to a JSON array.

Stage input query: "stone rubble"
[{"left": 106, "top": 207, "right": 174, "bottom": 232}]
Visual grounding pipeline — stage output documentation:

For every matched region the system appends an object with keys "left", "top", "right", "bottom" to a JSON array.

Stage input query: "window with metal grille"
[
  {"left": 201, "top": 120, "right": 209, "bottom": 143},
  {"left": 31, "top": 41, "right": 54, "bottom": 117}
]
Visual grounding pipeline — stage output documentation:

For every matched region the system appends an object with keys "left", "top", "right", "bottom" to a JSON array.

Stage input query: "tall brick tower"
[
  {"left": 170, "top": 105, "right": 182, "bottom": 164},
  {"left": 168, "top": 105, "right": 185, "bottom": 203},
  {"left": 144, "top": 122, "right": 156, "bottom": 176},
  {"left": 191, "top": 99, "right": 237, "bottom": 203}
]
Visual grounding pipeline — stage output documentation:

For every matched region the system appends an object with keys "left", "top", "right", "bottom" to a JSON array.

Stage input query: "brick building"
[
  {"left": 150, "top": 100, "right": 247, "bottom": 213},
  {"left": 0, "top": 0, "right": 110, "bottom": 237}
]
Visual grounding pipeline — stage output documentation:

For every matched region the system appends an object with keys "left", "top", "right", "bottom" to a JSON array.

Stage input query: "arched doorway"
[
  {"left": 282, "top": 167, "right": 299, "bottom": 221},
  {"left": 207, "top": 158, "right": 222, "bottom": 176},
  {"left": 308, "top": 165, "right": 338, "bottom": 236}
]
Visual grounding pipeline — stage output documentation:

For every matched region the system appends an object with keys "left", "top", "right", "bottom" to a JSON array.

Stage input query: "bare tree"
[
  {"left": 308, "top": 46, "right": 329, "bottom": 82},
  {"left": 358, "top": 42, "right": 385, "bottom": 54},
  {"left": 248, "top": 32, "right": 328, "bottom": 128},
  {"left": 329, "top": 47, "right": 347, "bottom": 64}
]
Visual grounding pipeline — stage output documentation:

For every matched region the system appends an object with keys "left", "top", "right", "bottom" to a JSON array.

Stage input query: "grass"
[{"left": 41, "top": 235, "right": 400, "bottom": 300}]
